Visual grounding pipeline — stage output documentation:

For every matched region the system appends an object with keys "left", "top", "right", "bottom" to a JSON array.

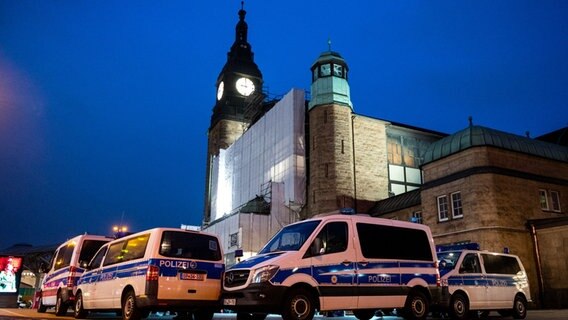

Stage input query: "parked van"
[
  {"left": 436, "top": 243, "right": 531, "bottom": 319},
  {"left": 73, "top": 227, "right": 224, "bottom": 320},
  {"left": 222, "top": 213, "right": 443, "bottom": 320},
  {"left": 38, "top": 234, "right": 112, "bottom": 315}
]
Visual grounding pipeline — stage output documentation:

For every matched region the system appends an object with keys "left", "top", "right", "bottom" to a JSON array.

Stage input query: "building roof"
[
  {"left": 536, "top": 126, "right": 568, "bottom": 146},
  {"left": 423, "top": 125, "right": 568, "bottom": 164},
  {"left": 367, "top": 189, "right": 421, "bottom": 216}
]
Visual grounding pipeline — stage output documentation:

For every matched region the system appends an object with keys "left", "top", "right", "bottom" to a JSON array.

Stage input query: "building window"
[
  {"left": 550, "top": 190, "right": 561, "bottom": 212},
  {"left": 325, "top": 163, "right": 329, "bottom": 178},
  {"left": 412, "top": 211, "right": 423, "bottom": 224},
  {"left": 229, "top": 232, "right": 238, "bottom": 248},
  {"left": 437, "top": 195, "right": 449, "bottom": 222},
  {"left": 324, "top": 110, "right": 328, "bottom": 123},
  {"left": 539, "top": 189, "right": 549, "bottom": 210},
  {"left": 341, "top": 140, "right": 345, "bottom": 154},
  {"left": 451, "top": 192, "right": 463, "bottom": 219}
]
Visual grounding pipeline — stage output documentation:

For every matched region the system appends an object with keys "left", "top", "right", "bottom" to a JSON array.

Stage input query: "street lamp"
[{"left": 113, "top": 225, "right": 128, "bottom": 238}]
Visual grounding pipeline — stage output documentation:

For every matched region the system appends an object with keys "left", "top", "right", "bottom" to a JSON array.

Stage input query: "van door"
[
  {"left": 458, "top": 253, "right": 488, "bottom": 309},
  {"left": 80, "top": 245, "right": 108, "bottom": 309},
  {"left": 353, "top": 222, "right": 404, "bottom": 309},
  {"left": 307, "top": 221, "right": 357, "bottom": 311},
  {"left": 480, "top": 253, "right": 520, "bottom": 308},
  {"left": 94, "top": 241, "right": 123, "bottom": 308},
  {"left": 156, "top": 231, "right": 223, "bottom": 302}
]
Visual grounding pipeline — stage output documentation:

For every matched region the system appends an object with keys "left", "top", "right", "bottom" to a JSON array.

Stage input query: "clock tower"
[{"left": 204, "top": 3, "right": 264, "bottom": 224}]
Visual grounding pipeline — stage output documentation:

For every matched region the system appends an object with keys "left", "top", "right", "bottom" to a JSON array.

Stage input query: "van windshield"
[
  {"left": 258, "top": 220, "right": 321, "bottom": 254},
  {"left": 437, "top": 251, "right": 462, "bottom": 269},
  {"left": 160, "top": 231, "right": 222, "bottom": 261}
]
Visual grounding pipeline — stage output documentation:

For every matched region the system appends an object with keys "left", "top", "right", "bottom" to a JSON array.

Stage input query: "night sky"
[{"left": 1, "top": 1, "right": 567, "bottom": 250}]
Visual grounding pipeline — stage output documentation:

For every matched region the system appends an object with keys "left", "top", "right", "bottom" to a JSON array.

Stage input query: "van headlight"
[{"left": 252, "top": 265, "right": 279, "bottom": 283}]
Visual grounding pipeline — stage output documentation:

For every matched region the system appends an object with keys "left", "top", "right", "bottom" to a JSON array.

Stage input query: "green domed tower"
[{"left": 308, "top": 49, "right": 356, "bottom": 216}]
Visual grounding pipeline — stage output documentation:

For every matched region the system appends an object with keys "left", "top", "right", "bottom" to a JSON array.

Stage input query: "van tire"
[
  {"left": 281, "top": 288, "right": 315, "bottom": 320},
  {"left": 122, "top": 290, "right": 142, "bottom": 320},
  {"left": 449, "top": 292, "right": 469, "bottom": 320},
  {"left": 402, "top": 290, "right": 429, "bottom": 320},
  {"left": 55, "top": 292, "right": 67, "bottom": 316},
  {"left": 512, "top": 295, "right": 527, "bottom": 319},
  {"left": 194, "top": 309, "right": 215, "bottom": 320},
  {"left": 353, "top": 309, "right": 375, "bottom": 320},
  {"left": 37, "top": 294, "right": 47, "bottom": 313},
  {"left": 74, "top": 291, "right": 88, "bottom": 319}
]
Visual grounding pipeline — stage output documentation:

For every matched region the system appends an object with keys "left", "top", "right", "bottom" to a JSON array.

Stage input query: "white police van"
[
  {"left": 222, "top": 212, "right": 443, "bottom": 320},
  {"left": 73, "top": 227, "right": 224, "bottom": 320},
  {"left": 436, "top": 243, "right": 531, "bottom": 319},
  {"left": 38, "top": 234, "right": 111, "bottom": 315}
]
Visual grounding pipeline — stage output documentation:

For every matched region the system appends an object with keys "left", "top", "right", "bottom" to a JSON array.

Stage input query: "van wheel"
[
  {"left": 402, "top": 290, "right": 429, "bottom": 320},
  {"left": 194, "top": 309, "right": 215, "bottom": 320},
  {"left": 122, "top": 290, "right": 142, "bottom": 320},
  {"left": 37, "top": 293, "right": 47, "bottom": 313},
  {"left": 74, "top": 291, "right": 88, "bottom": 319},
  {"left": 449, "top": 293, "right": 469, "bottom": 320},
  {"left": 512, "top": 295, "right": 527, "bottom": 319},
  {"left": 55, "top": 291, "right": 68, "bottom": 316},
  {"left": 281, "top": 288, "right": 316, "bottom": 320},
  {"left": 353, "top": 309, "right": 375, "bottom": 320}
]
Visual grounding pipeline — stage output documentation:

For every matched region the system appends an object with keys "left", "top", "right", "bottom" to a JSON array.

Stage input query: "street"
[{"left": 1, "top": 309, "right": 568, "bottom": 320}]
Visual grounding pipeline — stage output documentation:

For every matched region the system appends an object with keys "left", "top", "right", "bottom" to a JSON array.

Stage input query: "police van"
[
  {"left": 436, "top": 243, "right": 531, "bottom": 319},
  {"left": 73, "top": 227, "right": 224, "bottom": 320},
  {"left": 38, "top": 234, "right": 112, "bottom": 315},
  {"left": 222, "top": 213, "right": 443, "bottom": 320}
]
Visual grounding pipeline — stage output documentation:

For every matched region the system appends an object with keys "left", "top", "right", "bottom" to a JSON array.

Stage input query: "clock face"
[
  {"left": 235, "top": 77, "right": 255, "bottom": 96},
  {"left": 217, "top": 81, "right": 224, "bottom": 100}
]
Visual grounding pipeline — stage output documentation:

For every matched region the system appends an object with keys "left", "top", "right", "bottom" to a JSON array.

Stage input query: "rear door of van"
[{"left": 155, "top": 230, "right": 223, "bottom": 302}]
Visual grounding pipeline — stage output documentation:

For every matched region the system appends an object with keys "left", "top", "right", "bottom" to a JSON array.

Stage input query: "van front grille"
[{"left": 224, "top": 270, "right": 250, "bottom": 288}]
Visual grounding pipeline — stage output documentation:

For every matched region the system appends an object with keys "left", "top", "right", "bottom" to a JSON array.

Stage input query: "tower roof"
[
  {"left": 423, "top": 124, "right": 568, "bottom": 164},
  {"left": 311, "top": 51, "right": 348, "bottom": 70}
]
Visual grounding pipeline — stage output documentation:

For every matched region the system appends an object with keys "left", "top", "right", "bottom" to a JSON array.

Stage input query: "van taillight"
[
  {"left": 146, "top": 265, "right": 160, "bottom": 281},
  {"left": 67, "top": 266, "right": 77, "bottom": 288}
]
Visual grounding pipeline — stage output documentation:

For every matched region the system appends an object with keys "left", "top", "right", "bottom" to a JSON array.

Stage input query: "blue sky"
[{"left": 1, "top": 0, "right": 567, "bottom": 249}]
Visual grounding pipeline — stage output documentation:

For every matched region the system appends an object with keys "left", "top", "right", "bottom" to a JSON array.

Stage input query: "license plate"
[
  {"left": 224, "top": 298, "right": 236, "bottom": 306},
  {"left": 179, "top": 272, "right": 205, "bottom": 281}
]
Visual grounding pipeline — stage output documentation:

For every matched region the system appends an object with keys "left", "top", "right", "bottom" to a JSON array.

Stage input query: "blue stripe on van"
[
  {"left": 269, "top": 262, "right": 438, "bottom": 286},
  {"left": 78, "top": 258, "right": 224, "bottom": 285},
  {"left": 447, "top": 274, "right": 517, "bottom": 287}
]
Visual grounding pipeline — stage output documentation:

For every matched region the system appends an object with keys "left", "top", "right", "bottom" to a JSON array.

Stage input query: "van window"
[
  {"left": 160, "top": 231, "right": 221, "bottom": 261},
  {"left": 259, "top": 220, "right": 321, "bottom": 254},
  {"left": 89, "top": 246, "right": 108, "bottom": 269},
  {"left": 122, "top": 234, "right": 150, "bottom": 261},
  {"left": 79, "top": 240, "right": 108, "bottom": 268},
  {"left": 311, "top": 222, "right": 348, "bottom": 255},
  {"left": 356, "top": 223, "right": 433, "bottom": 261},
  {"left": 459, "top": 253, "right": 481, "bottom": 274},
  {"left": 54, "top": 242, "right": 76, "bottom": 270},
  {"left": 104, "top": 241, "right": 126, "bottom": 266},
  {"left": 481, "top": 254, "right": 521, "bottom": 274}
]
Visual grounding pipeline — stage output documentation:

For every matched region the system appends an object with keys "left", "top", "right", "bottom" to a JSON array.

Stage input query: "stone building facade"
[{"left": 370, "top": 125, "right": 568, "bottom": 308}]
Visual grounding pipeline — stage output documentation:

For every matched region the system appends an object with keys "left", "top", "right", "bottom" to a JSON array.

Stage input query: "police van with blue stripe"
[
  {"left": 38, "top": 234, "right": 111, "bottom": 316},
  {"left": 73, "top": 227, "right": 224, "bottom": 320},
  {"left": 222, "top": 212, "right": 443, "bottom": 320},
  {"left": 436, "top": 243, "right": 531, "bottom": 319}
]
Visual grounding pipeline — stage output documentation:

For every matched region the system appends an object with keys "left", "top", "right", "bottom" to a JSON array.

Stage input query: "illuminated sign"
[{"left": 0, "top": 256, "right": 23, "bottom": 293}]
